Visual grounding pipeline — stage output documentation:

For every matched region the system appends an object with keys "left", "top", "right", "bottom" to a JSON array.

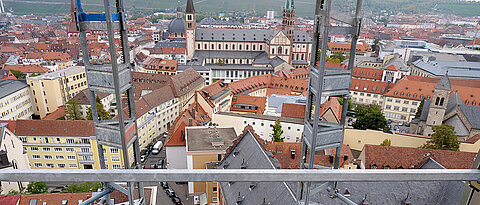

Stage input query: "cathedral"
[{"left": 161, "top": 0, "right": 312, "bottom": 68}]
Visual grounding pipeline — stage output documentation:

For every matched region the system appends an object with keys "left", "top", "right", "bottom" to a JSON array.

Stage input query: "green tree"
[
  {"left": 63, "top": 182, "right": 102, "bottom": 193},
  {"left": 415, "top": 99, "right": 424, "bottom": 118},
  {"left": 330, "top": 51, "right": 346, "bottom": 62},
  {"left": 337, "top": 97, "right": 353, "bottom": 111},
  {"left": 380, "top": 139, "right": 391, "bottom": 146},
  {"left": 216, "top": 59, "right": 225, "bottom": 66},
  {"left": 87, "top": 97, "right": 112, "bottom": 120},
  {"left": 27, "top": 182, "right": 48, "bottom": 194},
  {"left": 353, "top": 104, "right": 390, "bottom": 132},
  {"left": 272, "top": 119, "right": 284, "bottom": 142},
  {"left": 421, "top": 124, "right": 459, "bottom": 151},
  {"left": 65, "top": 98, "right": 84, "bottom": 120},
  {"left": 10, "top": 70, "right": 26, "bottom": 79},
  {"left": 372, "top": 38, "right": 381, "bottom": 52},
  {"left": 8, "top": 189, "right": 25, "bottom": 195}
]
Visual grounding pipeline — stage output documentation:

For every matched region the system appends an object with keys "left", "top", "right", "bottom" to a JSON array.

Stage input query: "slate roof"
[
  {"left": 199, "top": 17, "right": 241, "bottom": 26},
  {"left": 196, "top": 28, "right": 278, "bottom": 42},
  {"left": 217, "top": 127, "right": 297, "bottom": 205},
  {"left": 412, "top": 59, "right": 480, "bottom": 78},
  {"left": 170, "top": 67, "right": 204, "bottom": 97},
  {"left": 168, "top": 18, "right": 186, "bottom": 34},
  {"left": 435, "top": 74, "right": 452, "bottom": 90},
  {"left": 154, "top": 40, "right": 186, "bottom": 48},
  {"left": 73, "top": 89, "right": 110, "bottom": 105},
  {"left": 0, "top": 80, "right": 28, "bottom": 100}
]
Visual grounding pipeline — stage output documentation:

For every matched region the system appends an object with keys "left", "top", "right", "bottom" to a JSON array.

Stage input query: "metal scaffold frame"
[
  {"left": 73, "top": 0, "right": 144, "bottom": 204},
  {"left": 297, "top": 0, "right": 363, "bottom": 204}
]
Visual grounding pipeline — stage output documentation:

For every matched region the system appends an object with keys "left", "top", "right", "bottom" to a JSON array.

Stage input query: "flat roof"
[
  {"left": 0, "top": 80, "right": 28, "bottom": 99},
  {"left": 186, "top": 126, "right": 237, "bottom": 152},
  {"left": 28, "top": 66, "right": 85, "bottom": 80}
]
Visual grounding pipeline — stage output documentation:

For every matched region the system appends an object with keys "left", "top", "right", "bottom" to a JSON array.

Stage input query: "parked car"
[
  {"left": 158, "top": 159, "right": 164, "bottom": 169},
  {"left": 398, "top": 121, "right": 404, "bottom": 126},
  {"left": 161, "top": 182, "right": 169, "bottom": 189},
  {"left": 165, "top": 188, "right": 175, "bottom": 197},
  {"left": 148, "top": 145, "right": 154, "bottom": 152},
  {"left": 152, "top": 141, "right": 163, "bottom": 155},
  {"left": 346, "top": 111, "right": 356, "bottom": 117},
  {"left": 347, "top": 121, "right": 354, "bottom": 126},
  {"left": 387, "top": 119, "right": 392, "bottom": 124},
  {"left": 172, "top": 197, "right": 182, "bottom": 205},
  {"left": 405, "top": 122, "right": 410, "bottom": 127},
  {"left": 140, "top": 155, "right": 146, "bottom": 163}
]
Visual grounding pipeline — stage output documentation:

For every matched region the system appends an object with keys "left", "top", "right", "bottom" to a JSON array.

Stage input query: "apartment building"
[
  {"left": 27, "top": 66, "right": 88, "bottom": 118},
  {"left": 349, "top": 78, "right": 390, "bottom": 106},
  {"left": 0, "top": 80, "right": 34, "bottom": 120},
  {"left": 14, "top": 120, "right": 125, "bottom": 170},
  {"left": 185, "top": 126, "right": 237, "bottom": 204},
  {"left": 0, "top": 122, "right": 30, "bottom": 194}
]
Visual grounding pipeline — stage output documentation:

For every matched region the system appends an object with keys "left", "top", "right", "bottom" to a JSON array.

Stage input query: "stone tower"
[
  {"left": 282, "top": 0, "right": 295, "bottom": 41},
  {"left": 185, "top": 0, "right": 196, "bottom": 61},
  {"left": 423, "top": 74, "right": 451, "bottom": 136}
]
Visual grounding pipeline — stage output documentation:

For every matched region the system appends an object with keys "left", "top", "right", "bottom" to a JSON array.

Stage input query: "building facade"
[
  {"left": 0, "top": 80, "right": 34, "bottom": 120},
  {"left": 27, "top": 66, "right": 88, "bottom": 118}
]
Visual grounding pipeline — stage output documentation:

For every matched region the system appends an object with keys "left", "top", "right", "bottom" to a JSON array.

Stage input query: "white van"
[{"left": 152, "top": 141, "right": 163, "bottom": 155}]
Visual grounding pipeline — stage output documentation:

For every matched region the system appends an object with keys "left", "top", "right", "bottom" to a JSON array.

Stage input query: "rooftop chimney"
[
  {"left": 329, "top": 155, "right": 334, "bottom": 164},
  {"left": 290, "top": 150, "right": 296, "bottom": 160},
  {"left": 189, "top": 118, "right": 192, "bottom": 126}
]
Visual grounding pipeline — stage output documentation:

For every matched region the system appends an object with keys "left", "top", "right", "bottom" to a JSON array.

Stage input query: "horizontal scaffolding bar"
[{"left": 0, "top": 169, "right": 479, "bottom": 182}]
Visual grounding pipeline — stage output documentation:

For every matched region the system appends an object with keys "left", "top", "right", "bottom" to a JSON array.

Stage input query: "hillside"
[{"left": 3, "top": 0, "right": 480, "bottom": 17}]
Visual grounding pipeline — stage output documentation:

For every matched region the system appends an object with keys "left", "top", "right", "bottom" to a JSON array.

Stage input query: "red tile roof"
[
  {"left": 352, "top": 66, "right": 383, "bottom": 81},
  {"left": 4, "top": 64, "right": 49, "bottom": 73},
  {"left": 385, "top": 65, "right": 399, "bottom": 71},
  {"left": 230, "top": 95, "right": 267, "bottom": 114},
  {"left": 42, "top": 106, "right": 65, "bottom": 120},
  {"left": 165, "top": 102, "right": 211, "bottom": 147},
  {"left": 14, "top": 120, "right": 95, "bottom": 137},
  {"left": 0, "top": 195, "right": 20, "bottom": 205},
  {"left": 19, "top": 192, "right": 93, "bottom": 205},
  {"left": 228, "top": 74, "right": 308, "bottom": 96},
  {"left": 350, "top": 78, "right": 390, "bottom": 94},
  {"left": 281, "top": 103, "right": 305, "bottom": 119},
  {"left": 361, "top": 144, "right": 476, "bottom": 169}
]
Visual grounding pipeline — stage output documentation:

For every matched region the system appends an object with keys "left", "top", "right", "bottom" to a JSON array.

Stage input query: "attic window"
[{"left": 394, "top": 92, "right": 398, "bottom": 95}]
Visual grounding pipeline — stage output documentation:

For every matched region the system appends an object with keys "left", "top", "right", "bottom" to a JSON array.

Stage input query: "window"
[
  {"left": 213, "top": 187, "right": 218, "bottom": 193},
  {"left": 261, "top": 123, "right": 264, "bottom": 126},
  {"left": 111, "top": 156, "right": 120, "bottom": 162},
  {"left": 67, "top": 156, "right": 76, "bottom": 160},
  {"left": 386, "top": 105, "right": 392, "bottom": 110},
  {"left": 34, "top": 163, "right": 42, "bottom": 167},
  {"left": 66, "top": 138, "right": 74, "bottom": 144},
  {"left": 110, "top": 148, "right": 119, "bottom": 154},
  {"left": 44, "top": 155, "right": 52, "bottom": 159},
  {"left": 54, "top": 147, "right": 62, "bottom": 152},
  {"left": 412, "top": 101, "right": 418, "bottom": 106},
  {"left": 42, "top": 147, "right": 51, "bottom": 152},
  {"left": 81, "top": 148, "right": 90, "bottom": 153},
  {"left": 66, "top": 148, "right": 74, "bottom": 152},
  {"left": 112, "top": 164, "right": 121, "bottom": 169},
  {"left": 404, "top": 100, "right": 409, "bottom": 104},
  {"left": 56, "top": 155, "right": 64, "bottom": 160},
  {"left": 57, "top": 164, "right": 66, "bottom": 168},
  {"left": 46, "top": 163, "right": 54, "bottom": 168},
  {"left": 402, "top": 107, "right": 408, "bottom": 112},
  {"left": 32, "top": 155, "right": 40, "bottom": 159},
  {"left": 212, "top": 197, "right": 218, "bottom": 203},
  {"left": 69, "top": 164, "right": 77, "bottom": 168},
  {"left": 31, "top": 147, "right": 39, "bottom": 151},
  {"left": 387, "top": 98, "right": 392, "bottom": 102},
  {"left": 410, "top": 108, "right": 416, "bottom": 113},
  {"left": 395, "top": 99, "right": 401, "bottom": 103},
  {"left": 394, "top": 106, "right": 399, "bottom": 111}
]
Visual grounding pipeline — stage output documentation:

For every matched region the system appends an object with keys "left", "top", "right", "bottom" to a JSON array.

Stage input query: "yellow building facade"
[
  {"left": 27, "top": 66, "right": 88, "bottom": 118},
  {"left": 15, "top": 120, "right": 125, "bottom": 169}
]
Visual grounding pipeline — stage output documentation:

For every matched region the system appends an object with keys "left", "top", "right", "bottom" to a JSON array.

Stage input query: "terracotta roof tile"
[
  {"left": 362, "top": 144, "right": 476, "bottom": 169},
  {"left": 42, "top": 106, "right": 66, "bottom": 120},
  {"left": 15, "top": 120, "right": 95, "bottom": 137},
  {"left": 351, "top": 78, "right": 390, "bottom": 94},
  {"left": 281, "top": 103, "right": 305, "bottom": 119},
  {"left": 4, "top": 64, "right": 49, "bottom": 73},
  {"left": 19, "top": 192, "right": 92, "bottom": 205},
  {"left": 165, "top": 102, "right": 211, "bottom": 147},
  {"left": 230, "top": 95, "right": 267, "bottom": 114},
  {"left": 352, "top": 66, "right": 383, "bottom": 81}
]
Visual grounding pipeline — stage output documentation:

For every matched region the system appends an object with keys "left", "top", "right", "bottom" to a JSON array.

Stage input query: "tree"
[
  {"left": 337, "top": 97, "right": 354, "bottom": 111},
  {"left": 421, "top": 124, "right": 459, "bottom": 151},
  {"left": 371, "top": 38, "right": 381, "bottom": 52},
  {"left": 330, "top": 51, "right": 346, "bottom": 62},
  {"left": 216, "top": 59, "right": 225, "bottom": 66},
  {"left": 63, "top": 182, "right": 102, "bottom": 193},
  {"left": 87, "top": 97, "right": 112, "bottom": 120},
  {"left": 27, "top": 182, "right": 48, "bottom": 194},
  {"left": 353, "top": 104, "right": 390, "bottom": 132},
  {"left": 8, "top": 189, "right": 25, "bottom": 195},
  {"left": 415, "top": 99, "right": 425, "bottom": 118},
  {"left": 272, "top": 119, "right": 284, "bottom": 142},
  {"left": 65, "top": 98, "right": 84, "bottom": 120},
  {"left": 10, "top": 70, "right": 26, "bottom": 79},
  {"left": 380, "top": 139, "right": 391, "bottom": 146}
]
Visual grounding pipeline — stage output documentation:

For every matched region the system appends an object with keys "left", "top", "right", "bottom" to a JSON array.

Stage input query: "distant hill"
[{"left": 4, "top": 0, "right": 480, "bottom": 18}]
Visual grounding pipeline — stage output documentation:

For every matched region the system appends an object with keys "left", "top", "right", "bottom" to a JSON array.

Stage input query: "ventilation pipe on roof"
[{"left": 329, "top": 154, "right": 334, "bottom": 164}]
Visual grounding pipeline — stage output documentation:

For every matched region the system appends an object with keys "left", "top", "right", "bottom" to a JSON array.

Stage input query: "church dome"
[{"left": 168, "top": 18, "right": 186, "bottom": 34}]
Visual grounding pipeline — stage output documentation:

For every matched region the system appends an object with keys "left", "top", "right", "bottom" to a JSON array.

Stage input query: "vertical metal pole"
[{"left": 102, "top": 0, "right": 134, "bottom": 204}]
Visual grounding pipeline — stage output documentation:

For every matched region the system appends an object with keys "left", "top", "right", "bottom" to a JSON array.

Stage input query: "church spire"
[
  {"left": 176, "top": 0, "right": 183, "bottom": 19},
  {"left": 435, "top": 72, "right": 452, "bottom": 91},
  {"left": 186, "top": 0, "right": 195, "bottom": 13}
]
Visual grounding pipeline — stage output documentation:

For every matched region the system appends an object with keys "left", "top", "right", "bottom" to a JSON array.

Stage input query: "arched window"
[
  {"left": 225, "top": 44, "right": 228, "bottom": 50},
  {"left": 246, "top": 45, "right": 249, "bottom": 50},
  {"left": 232, "top": 44, "right": 235, "bottom": 50},
  {"left": 198, "top": 44, "right": 200, "bottom": 49},
  {"left": 253, "top": 45, "right": 256, "bottom": 50},
  {"left": 204, "top": 44, "right": 207, "bottom": 49},
  {"left": 239, "top": 44, "right": 242, "bottom": 50},
  {"left": 218, "top": 44, "right": 221, "bottom": 49},
  {"left": 278, "top": 47, "right": 282, "bottom": 54},
  {"left": 435, "top": 97, "right": 440, "bottom": 105},
  {"left": 260, "top": 45, "right": 263, "bottom": 50},
  {"left": 272, "top": 48, "right": 275, "bottom": 54},
  {"left": 211, "top": 44, "right": 214, "bottom": 49},
  {"left": 439, "top": 98, "right": 445, "bottom": 106}
]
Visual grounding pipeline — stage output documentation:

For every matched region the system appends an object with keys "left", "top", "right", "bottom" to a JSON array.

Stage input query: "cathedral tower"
[
  {"left": 423, "top": 74, "right": 451, "bottom": 136},
  {"left": 185, "top": 0, "right": 196, "bottom": 61},
  {"left": 282, "top": 0, "right": 295, "bottom": 41}
]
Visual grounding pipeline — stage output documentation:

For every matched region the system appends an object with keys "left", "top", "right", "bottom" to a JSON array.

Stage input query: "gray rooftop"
[
  {"left": 195, "top": 28, "right": 311, "bottom": 43},
  {"left": 210, "top": 89, "right": 231, "bottom": 101},
  {"left": 435, "top": 74, "right": 452, "bottom": 90},
  {"left": 199, "top": 17, "right": 242, "bottom": 26},
  {"left": 217, "top": 130, "right": 297, "bottom": 205},
  {"left": 185, "top": 126, "right": 237, "bottom": 152},
  {"left": 154, "top": 40, "right": 186, "bottom": 48},
  {"left": 28, "top": 66, "right": 84, "bottom": 81},
  {"left": 266, "top": 94, "right": 306, "bottom": 115},
  {"left": 207, "top": 65, "right": 274, "bottom": 71},
  {"left": 412, "top": 59, "right": 480, "bottom": 79},
  {"left": 0, "top": 79, "right": 28, "bottom": 100},
  {"left": 177, "top": 65, "right": 210, "bottom": 72}
]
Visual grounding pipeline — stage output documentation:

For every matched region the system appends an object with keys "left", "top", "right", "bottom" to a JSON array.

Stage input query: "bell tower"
[
  {"left": 282, "top": 0, "right": 295, "bottom": 41},
  {"left": 185, "top": 0, "right": 196, "bottom": 61},
  {"left": 423, "top": 73, "right": 451, "bottom": 136}
]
